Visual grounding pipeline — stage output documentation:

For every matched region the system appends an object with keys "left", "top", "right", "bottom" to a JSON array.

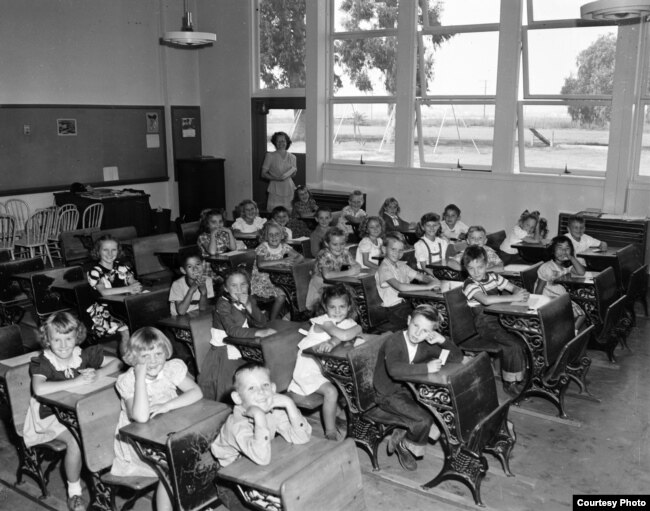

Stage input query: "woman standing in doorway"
[{"left": 261, "top": 131, "right": 297, "bottom": 212}]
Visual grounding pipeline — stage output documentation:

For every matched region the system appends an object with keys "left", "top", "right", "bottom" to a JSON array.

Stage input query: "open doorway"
[{"left": 251, "top": 97, "right": 306, "bottom": 212}]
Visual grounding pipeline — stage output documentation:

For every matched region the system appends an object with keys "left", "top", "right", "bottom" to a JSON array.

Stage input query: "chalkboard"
[{"left": 0, "top": 105, "right": 168, "bottom": 196}]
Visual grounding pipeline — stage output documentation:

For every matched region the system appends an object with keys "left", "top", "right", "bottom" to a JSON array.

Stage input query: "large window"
[
  {"left": 518, "top": 1, "right": 617, "bottom": 175},
  {"left": 255, "top": 0, "right": 306, "bottom": 92}
]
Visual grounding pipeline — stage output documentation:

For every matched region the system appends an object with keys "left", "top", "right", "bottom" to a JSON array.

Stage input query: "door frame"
[{"left": 251, "top": 97, "right": 306, "bottom": 211}]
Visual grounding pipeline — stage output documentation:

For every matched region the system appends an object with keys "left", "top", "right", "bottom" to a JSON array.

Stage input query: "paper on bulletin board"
[
  {"left": 146, "top": 134, "right": 160, "bottom": 148},
  {"left": 103, "top": 166, "right": 119, "bottom": 181}
]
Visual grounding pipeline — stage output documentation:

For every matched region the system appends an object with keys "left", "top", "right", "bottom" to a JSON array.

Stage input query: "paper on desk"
[
  {"left": 0, "top": 352, "right": 38, "bottom": 367},
  {"left": 503, "top": 264, "right": 531, "bottom": 272},
  {"left": 67, "top": 376, "right": 117, "bottom": 395},
  {"left": 510, "top": 294, "right": 551, "bottom": 310},
  {"left": 291, "top": 236, "right": 310, "bottom": 242},
  {"left": 226, "top": 250, "right": 248, "bottom": 255}
]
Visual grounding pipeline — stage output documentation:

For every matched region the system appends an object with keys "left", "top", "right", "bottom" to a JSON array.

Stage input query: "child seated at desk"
[
  {"left": 462, "top": 245, "right": 528, "bottom": 397},
  {"left": 232, "top": 199, "right": 267, "bottom": 237},
  {"left": 25, "top": 312, "right": 121, "bottom": 511},
  {"left": 449, "top": 225, "right": 503, "bottom": 271},
  {"left": 291, "top": 184, "right": 319, "bottom": 218},
  {"left": 198, "top": 268, "right": 277, "bottom": 403},
  {"left": 565, "top": 215, "right": 607, "bottom": 264},
  {"left": 86, "top": 235, "right": 141, "bottom": 345},
  {"left": 306, "top": 226, "right": 361, "bottom": 311},
  {"left": 169, "top": 250, "right": 214, "bottom": 316},
  {"left": 197, "top": 208, "right": 237, "bottom": 259},
  {"left": 355, "top": 216, "right": 385, "bottom": 270},
  {"left": 273, "top": 205, "right": 311, "bottom": 239},
  {"left": 376, "top": 232, "right": 440, "bottom": 332},
  {"left": 289, "top": 284, "right": 361, "bottom": 440},
  {"left": 310, "top": 206, "right": 333, "bottom": 257},
  {"left": 499, "top": 209, "right": 548, "bottom": 265},
  {"left": 112, "top": 327, "right": 202, "bottom": 511},
  {"left": 379, "top": 197, "right": 415, "bottom": 233},
  {"left": 414, "top": 213, "right": 451, "bottom": 275},
  {"left": 337, "top": 190, "right": 366, "bottom": 241},
  {"left": 440, "top": 203, "right": 469, "bottom": 241},
  {"left": 535, "top": 235, "right": 587, "bottom": 330},
  {"left": 211, "top": 363, "right": 312, "bottom": 509},
  {"left": 373, "top": 305, "right": 463, "bottom": 471}
]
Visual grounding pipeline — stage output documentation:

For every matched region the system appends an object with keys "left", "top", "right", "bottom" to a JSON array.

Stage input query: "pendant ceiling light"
[
  {"left": 581, "top": 0, "right": 650, "bottom": 20},
  {"left": 161, "top": 0, "right": 216, "bottom": 48}
]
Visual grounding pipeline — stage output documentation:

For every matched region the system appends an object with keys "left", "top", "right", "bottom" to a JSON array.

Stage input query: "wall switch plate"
[{"left": 23, "top": 124, "right": 31, "bottom": 135}]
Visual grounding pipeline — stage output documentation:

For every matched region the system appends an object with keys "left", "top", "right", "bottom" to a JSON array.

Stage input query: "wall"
[{"left": 0, "top": 0, "right": 201, "bottom": 217}]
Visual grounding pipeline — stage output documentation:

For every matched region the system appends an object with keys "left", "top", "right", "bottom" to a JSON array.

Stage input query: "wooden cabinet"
[
  {"left": 310, "top": 189, "right": 366, "bottom": 212},
  {"left": 176, "top": 157, "right": 225, "bottom": 221},
  {"left": 558, "top": 212, "right": 650, "bottom": 265},
  {"left": 54, "top": 190, "right": 153, "bottom": 236}
]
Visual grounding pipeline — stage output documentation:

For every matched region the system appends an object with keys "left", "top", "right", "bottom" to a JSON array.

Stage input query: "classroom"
[{"left": 0, "top": 1, "right": 649, "bottom": 511}]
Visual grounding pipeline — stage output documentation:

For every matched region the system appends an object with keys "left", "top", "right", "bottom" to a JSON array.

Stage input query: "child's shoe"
[
  {"left": 67, "top": 495, "right": 86, "bottom": 511},
  {"left": 394, "top": 441, "right": 417, "bottom": 471}
]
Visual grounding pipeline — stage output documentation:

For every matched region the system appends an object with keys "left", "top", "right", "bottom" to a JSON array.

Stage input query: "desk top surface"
[
  {"left": 157, "top": 309, "right": 210, "bottom": 329},
  {"left": 217, "top": 436, "right": 335, "bottom": 492},
  {"left": 99, "top": 283, "right": 170, "bottom": 303},
  {"left": 484, "top": 294, "right": 551, "bottom": 316},
  {"left": 0, "top": 352, "right": 38, "bottom": 379},
  {"left": 205, "top": 250, "right": 255, "bottom": 262},
  {"left": 120, "top": 399, "right": 229, "bottom": 447},
  {"left": 392, "top": 360, "right": 467, "bottom": 386},
  {"left": 37, "top": 375, "right": 119, "bottom": 411},
  {"left": 323, "top": 270, "right": 375, "bottom": 285},
  {"left": 577, "top": 247, "right": 618, "bottom": 258}
]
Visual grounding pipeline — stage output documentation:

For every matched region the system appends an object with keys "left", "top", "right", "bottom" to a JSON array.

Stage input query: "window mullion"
[{"left": 393, "top": 0, "right": 418, "bottom": 167}]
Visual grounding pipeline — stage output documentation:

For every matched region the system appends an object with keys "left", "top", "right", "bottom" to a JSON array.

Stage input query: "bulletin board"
[{"left": 0, "top": 105, "right": 168, "bottom": 196}]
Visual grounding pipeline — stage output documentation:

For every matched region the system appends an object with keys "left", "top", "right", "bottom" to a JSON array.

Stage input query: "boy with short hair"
[
  {"left": 566, "top": 215, "right": 607, "bottom": 263},
  {"left": 211, "top": 363, "right": 312, "bottom": 467},
  {"left": 462, "top": 245, "right": 528, "bottom": 397},
  {"left": 337, "top": 190, "right": 367, "bottom": 240},
  {"left": 441, "top": 203, "right": 469, "bottom": 241},
  {"left": 375, "top": 232, "right": 440, "bottom": 332},
  {"left": 450, "top": 225, "right": 503, "bottom": 271},
  {"left": 310, "top": 206, "right": 333, "bottom": 257},
  {"left": 168, "top": 251, "right": 214, "bottom": 316},
  {"left": 374, "top": 305, "right": 464, "bottom": 471},
  {"left": 211, "top": 363, "right": 312, "bottom": 510}
]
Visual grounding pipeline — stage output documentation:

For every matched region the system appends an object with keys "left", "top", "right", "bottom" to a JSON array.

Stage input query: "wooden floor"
[{"left": 1, "top": 306, "right": 649, "bottom": 511}]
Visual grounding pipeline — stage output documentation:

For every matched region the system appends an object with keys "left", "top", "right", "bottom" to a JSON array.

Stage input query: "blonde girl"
[
  {"left": 112, "top": 327, "right": 202, "bottom": 511},
  {"left": 355, "top": 216, "right": 385, "bottom": 270},
  {"left": 232, "top": 199, "right": 266, "bottom": 236},
  {"left": 25, "top": 312, "right": 120, "bottom": 511}
]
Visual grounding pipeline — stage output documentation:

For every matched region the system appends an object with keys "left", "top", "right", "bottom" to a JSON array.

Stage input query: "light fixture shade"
[
  {"left": 161, "top": 3, "right": 216, "bottom": 48},
  {"left": 581, "top": 0, "right": 650, "bottom": 20},
  {"left": 162, "top": 30, "right": 216, "bottom": 47}
]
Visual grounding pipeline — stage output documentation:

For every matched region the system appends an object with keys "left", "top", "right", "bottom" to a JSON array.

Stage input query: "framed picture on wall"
[
  {"left": 146, "top": 112, "right": 159, "bottom": 133},
  {"left": 182, "top": 117, "right": 196, "bottom": 138},
  {"left": 57, "top": 119, "right": 77, "bottom": 136}
]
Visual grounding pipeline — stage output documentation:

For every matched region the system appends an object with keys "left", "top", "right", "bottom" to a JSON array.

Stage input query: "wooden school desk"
[
  {"left": 0, "top": 352, "right": 37, "bottom": 403},
  {"left": 98, "top": 283, "right": 170, "bottom": 333},
  {"left": 217, "top": 437, "right": 366, "bottom": 511},
  {"left": 120, "top": 399, "right": 230, "bottom": 511},
  {"left": 510, "top": 241, "right": 551, "bottom": 264},
  {"left": 398, "top": 280, "right": 464, "bottom": 336}
]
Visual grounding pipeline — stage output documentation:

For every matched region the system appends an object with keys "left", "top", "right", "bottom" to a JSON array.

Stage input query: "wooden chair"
[
  {"left": 4, "top": 199, "right": 30, "bottom": 237},
  {"left": 416, "top": 352, "right": 516, "bottom": 507},
  {"left": 15, "top": 208, "right": 56, "bottom": 266},
  {"left": 0, "top": 324, "right": 25, "bottom": 360},
  {"left": 344, "top": 333, "right": 410, "bottom": 470},
  {"left": 29, "top": 266, "right": 86, "bottom": 325},
  {"left": 594, "top": 267, "right": 620, "bottom": 325},
  {"left": 536, "top": 294, "right": 594, "bottom": 418},
  {"left": 590, "top": 294, "right": 629, "bottom": 362},
  {"left": 6, "top": 363, "right": 66, "bottom": 498},
  {"left": 0, "top": 257, "right": 44, "bottom": 326},
  {"left": 485, "top": 230, "right": 506, "bottom": 252},
  {"left": 115, "top": 287, "right": 171, "bottom": 333},
  {"left": 0, "top": 215, "right": 16, "bottom": 260},
  {"left": 131, "top": 233, "right": 179, "bottom": 285},
  {"left": 520, "top": 261, "right": 543, "bottom": 293},
  {"left": 444, "top": 286, "right": 501, "bottom": 355},
  {"left": 614, "top": 244, "right": 641, "bottom": 291},
  {"left": 82, "top": 203, "right": 104, "bottom": 229},
  {"left": 76, "top": 387, "right": 158, "bottom": 511},
  {"left": 359, "top": 274, "right": 390, "bottom": 333},
  {"left": 48, "top": 207, "right": 80, "bottom": 262},
  {"left": 175, "top": 219, "right": 200, "bottom": 246},
  {"left": 189, "top": 312, "right": 214, "bottom": 374},
  {"left": 60, "top": 227, "right": 100, "bottom": 266},
  {"left": 167, "top": 406, "right": 232, "bottom": 511},
  {"left": 624, "top": 264, "right": 648, "bottom": 326}
]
